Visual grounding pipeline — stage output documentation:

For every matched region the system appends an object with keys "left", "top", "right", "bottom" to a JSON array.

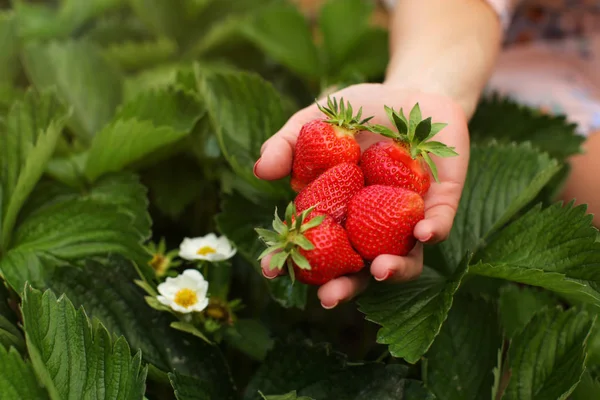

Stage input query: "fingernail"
[
  {"left": 253, "top": 159, "right": 262, "bottom": 178},
  {"left": 262, "top": 268, "right": 278, "bottom": 279},
  {"left": 420, "top": 233, "right": 433, "bottom": 243},
  {"left": 375, "top": 270, "right": 394, "bottom": 282},
  {"left": 321, "top": 301, "right": 338, "bottom": 310}
]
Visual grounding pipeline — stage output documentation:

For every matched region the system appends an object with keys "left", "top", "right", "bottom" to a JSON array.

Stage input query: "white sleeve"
[{"left": 379, "top": 0, "right": 520, "bottom": 32}]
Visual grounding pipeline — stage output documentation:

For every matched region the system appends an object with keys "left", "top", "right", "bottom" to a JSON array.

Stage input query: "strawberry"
[
  {"left": 291, "top": 97, "right": 372, "bottom": 192},
  {"left": 361, "top": 104, "right": 458, "bottom": 196},
  {"left": 295, "top": 162, "right": 364, "bottom": 225},
  {"left": 255, "top": 203, "right": 364, "bottom": 286},
  {"left": 345, "top": 185, "right": 424, "bottom": 261}
]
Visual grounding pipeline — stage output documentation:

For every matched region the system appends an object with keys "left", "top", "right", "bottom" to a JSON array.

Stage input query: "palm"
[{"left": 255, "top": 83, "right": 470, "bottom": 308}]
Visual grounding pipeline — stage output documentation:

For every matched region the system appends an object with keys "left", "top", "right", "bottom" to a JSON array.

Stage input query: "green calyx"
[
  {"left": 255, "top": 202, "right": 324, "bottom": 282},
  {"left": 316, "top": 96, "right": 373, "bottom": 131},
  {"left": 368, "top": 103, "right": 459, "bottom": 182}
]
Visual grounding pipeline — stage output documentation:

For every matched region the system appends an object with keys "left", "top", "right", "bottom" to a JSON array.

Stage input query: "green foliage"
[
  {"left": 22, "top": 285, "right": 148, "bottom": 399},
  {"left": 245, "top": 340, "right": 428, "bottom": 400},
  {"left": 424, "top": 295, "right": 502, "bottom": 400},
  {"left": 502, "top": 307, "right": 594, "bottom": 400},
  {"left": 0, "top": 0, "right": 599, "bottom": 398},
  {"left": 358, "top": 261, "right": 468, "bottom": 364}
]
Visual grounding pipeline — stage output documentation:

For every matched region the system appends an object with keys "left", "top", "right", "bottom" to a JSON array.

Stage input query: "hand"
[{"left": 254, "top": 83, "right": 470, "bottom": 309}]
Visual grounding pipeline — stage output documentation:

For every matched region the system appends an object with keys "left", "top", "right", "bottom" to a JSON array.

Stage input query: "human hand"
[{"left": 254, "top": 83, "right": 470, "bottom": 309}]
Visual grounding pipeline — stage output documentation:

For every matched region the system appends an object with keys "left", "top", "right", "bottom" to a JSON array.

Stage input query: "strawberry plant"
[{"left": 0, "top": 1, "right": 599, "bottom": 399}]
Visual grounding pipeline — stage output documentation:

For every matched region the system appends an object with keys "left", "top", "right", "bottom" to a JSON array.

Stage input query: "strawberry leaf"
[
  {"left": 439, "top": 142, "right": 560, "bottom": 272},
  {"left": 0, "top": 344, "right": 48, "bottom": 399},
  {"left": 358, "top": 257, "right": 469, "bottom": 364},
  {"left": 426, "top": 122, "right": 448, "bottom": 140},
  {"left": 216, "top": 192, "right": 308, "bottom": 309},
  {"left": 408, "top": 103, "right": 422, "bottom": 140},
  {"left": 498, "top": 285, "right": 557, "bottom": 339},
  {"left": 419, "top": 141, "right": 459, "bottom": 158},
  {"left": 290, "top": 250, "right": 311, "bottom": 271},
  {"left": 244, "top": 340, "right": 430, "bottom": 400},
  {"left": 200, "top": 69, "right": 292, "bottom": 200},
  {"left": 469, "top": 93, "right": 583, "bottom": 161},
  {"left": 44, "top": 255, "right": 236, "bottom": 394},
  {"left": 414, "top": 117, "right": 432, "bottom": 143},
  {"left": 22, "top": 40, "right": 123, "bottom": 142},
  {"left": 240, "top": 3, "right": 321, "bottom": 80},
  {"left": 368, "top": 124, "right": 398, "bottom": 139},
  {"left": 421, "top": 152, "right": 439, "bottom": 183},
  {"left": 300, "top": 215, "right": 325, "bottom": 232},
  {"left": 22, "top": 286, "right": 147, "bottom": 400},
  {"left": 293, "top": 235, "right": 314, "bottom": 251},
  {"left": 471, "top": 202, "right": 600, "bottom": 305},
  {"left": 270, "top": 251, "right": 289, "bottom": 271},
  {"left": 424, "top": 295, "right": 502, "bottom": 400},
  {"left": 502, "top": 307, "right": 594, "bottom": 400}
]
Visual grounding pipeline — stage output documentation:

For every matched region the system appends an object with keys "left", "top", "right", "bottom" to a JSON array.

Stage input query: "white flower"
[
  {"left": 179, "top": 233, "right": 237, "bottom": 262},
  {"left": 157, "top": 269, "right": 209, "bottom": 314}
]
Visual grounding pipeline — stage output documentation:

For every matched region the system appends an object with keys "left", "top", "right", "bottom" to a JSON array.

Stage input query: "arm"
[
  {"left": 255, "top": 0, "right": 518, "bottom": 309},
  {"left": 385, "top": 0, "right": 508, "bottom": 118}
]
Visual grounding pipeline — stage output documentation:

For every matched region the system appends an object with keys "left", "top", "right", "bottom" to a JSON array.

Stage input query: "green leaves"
[
  {"left": 498, "top": 285, "right": 556, "bottom": 338},
  {"left": 502, "top": 307, "right": 594, "bottom": 400},
  {"left": 441, "top": 142, "right": 560, "bottom": 270},
  {"left": 0, "top": 345, "right": 48, "bottom": 399},
  {"left": 424, "top": 295, "right": 502, "bottom": 400},
  {"left": 260, "top": 392, "right": 314, "bottom": 400},
  {"left": 200, "top": 69, "right": 291, "bottom": 198},
  {"left": 0, "top": 89, "right": 69, "bottom": 251},
  {"left": 358, "top": 259, "right": 469, "bottom": 363},
  {"left": 470, "top": 93, "right": 583, "bottom": 160},
  {"left": 22, "top": 40, "right": 123, "bottom": 141},
  {"left": 45, "top": 256, "right": 236, "bottom": 397},
  {"left": 241, "top": 3, "right": 320, "bottom": 80},
  {"left": 22, "top": 286, "right": 147, "bottom": 400},
  {"left": 472, "top": 202, "right": 600, "bottom": 304},
  {"left": 216, "top": 192, "right": 308, "bottom": 309},
  {"left": 0, "top": 173, "right": 150, "bottom": 291},
  {"left": 169, "top": 371, "right": 213, "bottom": 400},
  {"left": 245, "top": 340, "right": 425, "bottom": 400},
  {"left": 319, "top": 0, "right": 373, "bottom": 70}
]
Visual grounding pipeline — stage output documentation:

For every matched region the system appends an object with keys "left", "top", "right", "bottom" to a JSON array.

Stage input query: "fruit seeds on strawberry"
[
  {"left": 345, "top": 185, "right": 424, "bottom": 261},
  {"left": 295, "top": 162, "right": 364, "bottom": 225},
  {"left": 361, "top": 103, "right": 458, "bottom": 196},
  {"left": 290, "top": 96, "right": 372, "bottom": 192},
  {"left": 255, "top": 203, "right": 364, "bottom": 286}
]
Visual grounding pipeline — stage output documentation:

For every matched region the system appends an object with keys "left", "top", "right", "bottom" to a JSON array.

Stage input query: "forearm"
[{"left": 385, "top": 0, "right": 504, "bottom": 118}]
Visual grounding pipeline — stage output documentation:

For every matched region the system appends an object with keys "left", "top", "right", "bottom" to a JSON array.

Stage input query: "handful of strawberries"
[{"left": 256, "top": 97, "right": 458, "bottom": 285}]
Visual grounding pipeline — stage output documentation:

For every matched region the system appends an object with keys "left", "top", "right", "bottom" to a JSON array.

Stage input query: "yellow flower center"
[
  {"left": 148, "top": 254, "right": 169, "bottom": 275},
  {"left": 197, "top": 246, "right": 216, "bottom": 256},
  {"left": 174, "top": 288, "right": 198, "bottom": 308}
]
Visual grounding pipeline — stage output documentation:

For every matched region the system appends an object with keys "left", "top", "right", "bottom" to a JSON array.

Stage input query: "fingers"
[
  {"left": 370, "top": 243, "right": 424, "bottom": 283},
  {"left": 317, "top": 271, "right": 370, "bottom": 309},
  {"left": 414, "top": 181, "right": 463, "bottom": 244},
  {"left": 254, "top": 107, "right": 322, "bottom": 181},
  {"left": 260, "top": 253, "right": 286, "bottom": 279},
  {"left": 414, "top": 105, "right": 469, "bottom": 244}
]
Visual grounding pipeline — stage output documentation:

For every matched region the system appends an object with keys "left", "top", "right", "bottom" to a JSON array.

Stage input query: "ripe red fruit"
[
  {"left": 255, "top": 204, "right": 364, "bottom": 286},
  {"left": 295, "top": 163, "right": 364, "bottom": 225},
  {"left": 291, "top": 97, "right": 372, "bottom": 192},
  {"left": 345, "top": 185, "right": 425, "bottom": 261},
  {"left": 361, "top": 104, "right": 458, "bottom": 196}
]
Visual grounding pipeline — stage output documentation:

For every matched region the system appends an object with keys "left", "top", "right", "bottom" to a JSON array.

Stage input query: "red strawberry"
[
  {"left": 345, "top": 185, "right": 425, "bottom": 261},
  {"left": 255, "top": 204, "right": 364, "bottom": 286},
  {"left": 295, "top": 162, "right": 364, "bottom": 225},
  {"left": 291, "top": 97, "right": 372, "bottom": 192},
  {"left": 361, "top": 103, "right": 458, "bottom": 196}
]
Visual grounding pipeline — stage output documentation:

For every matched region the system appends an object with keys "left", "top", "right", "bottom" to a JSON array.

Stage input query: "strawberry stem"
[
  {"left": 255, "top": 203, "right": 322, "bottom": 273},
  {"left": 316, "top": 96, "right": 373, "bottom": 131},
  {"left": 367, "top": 103, "right": 459, "bottom": 182}
]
